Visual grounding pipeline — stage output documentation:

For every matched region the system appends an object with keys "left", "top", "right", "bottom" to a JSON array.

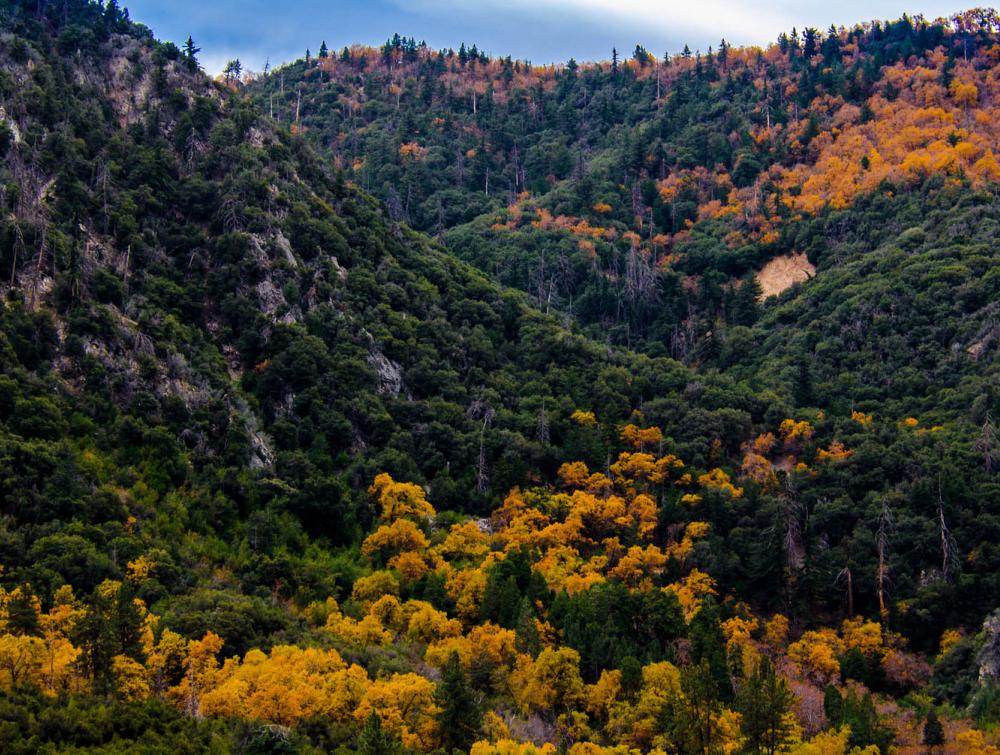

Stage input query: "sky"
[{"left": 124, "top": 0, "right": 971, "bottom": 75}]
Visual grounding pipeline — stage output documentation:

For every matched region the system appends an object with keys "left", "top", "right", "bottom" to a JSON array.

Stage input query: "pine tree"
[
  {"left": 737, "top": 657, "right": 795, "bottom": 755},
  {"left": 436, "top": 651, "right": 482, "bottom": 752},
  {"left": 793, "top": 352, "right": 814, "bottom": 407},
  {"left": 689, "top": 597, "right": 733, "bottom": 702},
  {"left": 5, "top": 587, "right": 41, "bottom": 636},
  {"left": 318, "top": 40, "right": 328, "bottom": 58},
  {"left": 922, "top": 710, "right": 945, "bottom": 750},
  {"left": 514, "top": 596, "right": 541, "bottom": 655},
  {"left": 677, "top": 658, "right": 723, "bottom": 755},
  {"left": 823, "top": 685, "right": 844, "bottom": 727},
  {"left": 183, "top": 35, "right": 200, "bottom": 72},
  {"left": 357, "top": 711, "right": 402, "bottom": 755}
]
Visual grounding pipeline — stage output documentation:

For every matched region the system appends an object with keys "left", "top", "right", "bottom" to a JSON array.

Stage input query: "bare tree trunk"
[
  {"left": 876, "top": 498, "right": 893, "bottom": 623},
  {"left": 938, "top": 481, "right": 957, "bottom": 580},
  {"left": 29, "top": 225, "right": 47, "bottom": 310},
  {"left": 9, "top": 220, "right": 25, "bottom": 287}
]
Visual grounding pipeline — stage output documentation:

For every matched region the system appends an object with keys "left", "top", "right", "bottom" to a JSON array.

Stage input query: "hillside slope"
[{"left": 2, "top": 2, "right": 1000, "bottom": 753}]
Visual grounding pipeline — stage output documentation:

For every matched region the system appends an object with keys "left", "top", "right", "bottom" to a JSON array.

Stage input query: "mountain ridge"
[{"left": 1, "top": 2, "right": 1000, "bottom": 753}]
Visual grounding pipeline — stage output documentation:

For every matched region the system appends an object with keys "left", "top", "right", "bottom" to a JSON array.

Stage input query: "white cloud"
[{"left": 401, "top": 0, "right": 795, "bottom": 48}]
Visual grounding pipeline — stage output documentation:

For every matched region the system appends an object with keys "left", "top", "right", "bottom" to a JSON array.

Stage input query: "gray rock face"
[{"left": 978, "top": 610, "right": 1000, "bottom": 682}]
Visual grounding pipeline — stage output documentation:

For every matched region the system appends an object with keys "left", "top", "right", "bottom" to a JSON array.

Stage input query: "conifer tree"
[
  {"left": 357, "top": 711, "right": 402, "bottom": 755},
  {"left": 183, "top": 35, "right": 200, "bottom": 72},
  {"left": 436, "top": 651, "right": 482, "bottom": 752},
  {"left": 923, "top": 710, "right": 945, "bottom": 750},
  {"left": 737, "top": 657, "right": 795, "bottom": 755}
]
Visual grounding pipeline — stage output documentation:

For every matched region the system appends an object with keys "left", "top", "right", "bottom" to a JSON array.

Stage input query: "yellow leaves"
[
  {"left": 369, "top": 473, "right": 436, "bottom": 522},
  {"left": 788, "top": 726, "right": 852, "bottom": 755},
  {"left": 388, "top": 550, "right": 430, "bottom": 581},
  {"left": 764, "top": 614, "right": 790, "bottom": 648},
  {"left": 628, "top": 493, "right": 657, "bottom": 540},
  {"left": 611, "top": 451, "right": 676, "bottom": 486},
  {"left": 559, "top": 461, "right": 591, "bottom": 488},
  {"left": 447, "top": 565, "right": 488, "bottom": 622},
  {"left": 955, "top": 728, "right": 1000, "bottom": 755},
  {"left": 816, "top": 440, "right": 853, "bottom": 464},
  {"left": 125, "top": 554, "right": 156, "bottom": 583},
  {"left": 425, "top": 622, "right": 518, "bottom": 672},
  {"left": 840, "top": 617, "right": 885, "bottom": 659},
  {"left": 697, "top": 468, "right": 743, "bottom": 498},
  {"left": 902, "top": 417, "right": 919, "bottom": 428},
  {"left": 571, "top": 409, "right": 598, "bottom": 427},
  {"left": 471, "top": 741, "right": 557, "bottom": 755},
  {"left": 607, "top": 544, "right": 667, "bottom": 588},
  {"left": 511, "top": 646, "right": 585, "bottom": 714},
  {"left": 586, "top": 668, "right": 622, "bottom": 719},
  {"left": 351, "top": 570, "right": 400, "bottom": 605},
  {"left": 201, "top": 644, "right": 353, "bottom": 727},
  {"left": 435, "top": 520, "right": 490, "bottom": 563},
  {"left": 740, "top": 451, "right": 775, "bottom": 486},
  {"left": 356, "top": 672, "right": 441, "bottom": 750},
  {"left": 787, "top": 628, "right": 844, "bottom": 684},
  {"left": 369, "top": 595, "right": 405, "bottom": 631},
  {"left": 0, "top": 633, "right": 46, "bottom": 689},
  {"left": 780, "top": 419, "right": 815, "bottom": 443},
  {"left": 608, "top": 660, "right": 682, "bottom": 750},
  {"left": 851, "top": 410, "right": 873, "bottom": 425},
  {"left": 398, "top": 142, "right": 428, "bottom": 161},
  {"left": 667, "top": 569, "right": 717, "bottom": 621},
  {"left": 950, "top": 78, "right": 979, "bottom": 107},
  {"left": 592, "top": 202, "right": 613, "bottom": 214},
  {"left": 939, "top": 628, "right": 964, "bottom": 656},
  {"left": 901, "top": 151, "right": 932, "bottom": 180},
  {"left": 326, "top": 612, "right": 392, "bottom": 647},
  {"left": 113, "top": 654, "right": 150, "bottom": 701},
  {"left": 752, "top": 433, "right": 777, "bottom": 454},
  {"left": 361, "top": 518, "right": 430, "bottom": 561},
  {"left": 404, "top": 600, "right": 462, "bottom": 643},
  {"left": 620, "top": 424, "right": 663, "bottom": 451}
]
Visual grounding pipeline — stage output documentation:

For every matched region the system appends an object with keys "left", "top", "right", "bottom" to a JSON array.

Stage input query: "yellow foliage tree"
[{"left": 370, "top": 473, "right": 436, "bottom": 522}]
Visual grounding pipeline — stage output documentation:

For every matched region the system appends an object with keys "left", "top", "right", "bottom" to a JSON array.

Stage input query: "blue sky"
[{"left": 124, "top": 0, "right": 971, "bottom": 74}]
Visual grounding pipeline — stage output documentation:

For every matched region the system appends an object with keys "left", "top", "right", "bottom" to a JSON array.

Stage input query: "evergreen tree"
[
  {"left": 514, "top": 596, "right": 541, "bottom": 655},
  {"left": 730, "top": 274, "right": 762, "bottom": 326},
  {"left": 689, "top": 598, "right": 733, "bottom": 702},
  {"left": 318, "top": 40, "right": 328, "bottom": 58},
  {"left": 793, "top": 352, "right": 814, "bottom": 407},
  {"left": 5, "top": 587, "right": 41, "bottom": 636},
  {"left": 357, "top": 711, "right": 402, "bottom": 755},
  {"left": 922, "top": 710, "right": 945, "bottom": 750},
  {"left": 737, "top": 657, "right": 795, "bottom": 755},
  {"left": 823, "top": 685, "right": 844, "bottom": 728},
  {"left": 183, "top": 35, "right": 200, "bottom": 72},
  {"left": 436, "top": 651, "right": 482, "bottom": 752},
  {"left": 677, "top": 658, "right": 723, "bottom": 755}
]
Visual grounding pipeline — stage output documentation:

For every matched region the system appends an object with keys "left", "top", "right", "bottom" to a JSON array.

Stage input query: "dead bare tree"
[
  {"left": 835, "top": 566, "right": 854, "bottom": 618},
  {"left": 28, "top": 222, "right": 47, "bottom": 310},
  {"left": 938, "top": 477, "right": 959, "bottom": 580},
  {"left": 467, "top": 400, "right": 495, "bottom": 494},
  {"left": 536, "top": 400, "right": 550, "bottom": 445},
  {"left": 975, "top": 413, "right": 998, "bottom": 474},
  {"left": 876, "top": 497, "right": 894, "bottom": 622},
  {"left": 9, "top": 217, "right": 26, "bottom": 287}
]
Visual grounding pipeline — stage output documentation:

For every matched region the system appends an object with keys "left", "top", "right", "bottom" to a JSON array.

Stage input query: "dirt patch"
[{"left": 757, "top": 253, "right": 816, "bottom": 299}]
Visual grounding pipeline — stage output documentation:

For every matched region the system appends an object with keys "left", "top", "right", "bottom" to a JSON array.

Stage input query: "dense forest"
[{"left": 1, "top": 1, "right": 1000, "bottom": 752}]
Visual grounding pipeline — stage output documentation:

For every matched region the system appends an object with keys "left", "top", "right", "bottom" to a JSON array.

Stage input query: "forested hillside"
[{"left": 1, "top": 1, "right": 1000, "bottom": 753}]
